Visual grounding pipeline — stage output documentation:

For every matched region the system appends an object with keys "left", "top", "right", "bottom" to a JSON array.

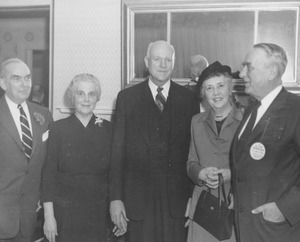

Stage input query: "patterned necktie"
[
  {"left": 155, "top": 87, "right": 166, "bottom": 112},
  {"left": 18, "top": 104, "right": 33, "bottom": 159}
]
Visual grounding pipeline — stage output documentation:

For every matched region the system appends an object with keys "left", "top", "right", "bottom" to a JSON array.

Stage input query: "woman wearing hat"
[{"left": 186, "top": 61, "right": 242, "bottom": 242}]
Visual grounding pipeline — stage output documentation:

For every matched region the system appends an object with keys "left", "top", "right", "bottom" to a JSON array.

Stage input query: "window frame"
[{"left": 122, "top": 0, "right": 300, "bottom": 94}]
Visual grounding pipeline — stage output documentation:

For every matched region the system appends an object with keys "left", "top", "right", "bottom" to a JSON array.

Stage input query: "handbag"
[{"left": 193, "top": 173, "right": 233, "bottom": 241}]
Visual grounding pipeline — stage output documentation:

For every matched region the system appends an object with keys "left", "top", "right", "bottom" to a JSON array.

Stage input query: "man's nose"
[
  {"left": 160, "top": 59, "right": 167, "bottom": 68},
  {"left": 239, "top": 66, "right": 247, "bottom": 78}
]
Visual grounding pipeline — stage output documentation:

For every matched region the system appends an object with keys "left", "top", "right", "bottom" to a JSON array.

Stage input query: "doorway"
[{"left": 0, "top": 6, "right": 50, "bottom": 107}]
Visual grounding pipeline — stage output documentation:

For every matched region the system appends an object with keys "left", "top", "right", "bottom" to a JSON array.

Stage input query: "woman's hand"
[
  {"left": 43, "top": 215, "right": 58, "bottom": 242},
  {"left": 213, "top": 168, "right": 231, "bottom": 183},
  {"left": 43, "top": 202, "right": 58, "bottom": 242},
  {"left": 198, "top": 167, "right": 219, "bottom": 189}
]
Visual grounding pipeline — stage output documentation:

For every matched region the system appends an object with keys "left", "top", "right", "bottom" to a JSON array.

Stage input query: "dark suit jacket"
[
  {"left": 230, "top": 88, "right": 300, "bottom": 242},
  {"left": 0, "top": 96, "right": 52, "bottom": 238},
  {"left": 109, "top": 80, "right": 198, "bottom": 220}
]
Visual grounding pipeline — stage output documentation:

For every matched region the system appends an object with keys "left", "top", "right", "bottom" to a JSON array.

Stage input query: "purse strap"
[
  {"left": 206, "top": 173, "right": 228, "bottom": 208},
  {"left": 218, "top": 173, "right": 228, "bottom": 208}
]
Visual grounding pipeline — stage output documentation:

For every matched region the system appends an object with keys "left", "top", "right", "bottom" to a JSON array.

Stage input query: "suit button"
[{"left": 21, "top": 193, "right": 25, "bottom": 198}]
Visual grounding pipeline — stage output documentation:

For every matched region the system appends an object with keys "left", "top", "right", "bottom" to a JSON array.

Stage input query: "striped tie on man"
[
  {"left": 155, "top": 87, "right": 166, "bottom": 112},
  {"left": 18, "top": 104, "right": 32, "bottom": 159}
]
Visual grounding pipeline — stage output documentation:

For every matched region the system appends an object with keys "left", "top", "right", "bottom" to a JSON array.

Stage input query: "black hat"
[{"left": 198, "top": 61, "right": 232, "bottom": 89}]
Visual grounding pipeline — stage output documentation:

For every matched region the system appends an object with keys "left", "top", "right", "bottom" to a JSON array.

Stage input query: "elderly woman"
[
  {"left": 187, "top": 61, "right": 242, "bottom": 242},
  {"left": 41, "top": 74, "right": 112, "bottom": 242}
]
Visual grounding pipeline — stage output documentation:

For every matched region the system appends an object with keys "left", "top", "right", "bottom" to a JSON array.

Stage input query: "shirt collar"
[
  {"left": 260, "top": 85, "right": 282, "bottom": 109},
  {"left": 148, "top": 79, "right": 171, "bottom": 100},
  {"left": 5, "top": 95, "right": 27, "bottom": 110}
]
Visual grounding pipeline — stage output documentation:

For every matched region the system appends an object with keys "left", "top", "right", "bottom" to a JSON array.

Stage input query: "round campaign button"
[{"left": 250, "top": 142, "right": 266, "bottom": 160}]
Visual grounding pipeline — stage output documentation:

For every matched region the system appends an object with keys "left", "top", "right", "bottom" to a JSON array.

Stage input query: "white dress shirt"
[
  {"left": 239, "top": 85, "right": 282, "bottom": 139},
  {"left": 148, "top": 78, "right": 170, "bottom": 101},
  {"left": 5, "top": 95, "right": 33, "bottom": 140}
]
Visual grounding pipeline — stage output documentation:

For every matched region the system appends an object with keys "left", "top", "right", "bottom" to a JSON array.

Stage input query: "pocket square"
[{"left": 42, "top": 130, "right": 49, "bottom": 142}]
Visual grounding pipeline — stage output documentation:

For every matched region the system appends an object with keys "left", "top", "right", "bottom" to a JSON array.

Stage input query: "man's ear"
[
  {"left": 268, "top": 65, "right": 278, "bottom": 80},
  {"left": 144, "top": 56, "right": 149, "bottom": 69},
  {"left": 0, "top": 78, "right": 6, "bottom": 91}
]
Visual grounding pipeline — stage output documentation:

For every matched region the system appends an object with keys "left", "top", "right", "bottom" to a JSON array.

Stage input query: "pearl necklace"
[{"left": 214, "top": 106, "right": 232, "bottom": 122}]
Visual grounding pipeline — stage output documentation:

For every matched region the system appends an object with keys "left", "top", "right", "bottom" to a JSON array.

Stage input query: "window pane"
[
  {"left": 258, "top": 10, "right": 297, "bottom": 82},
  {"left": 171, "top": 11, "right": 254, "bottom": 78},
  {"left": 134, "top": 13, "right": 167, "bottom": 78}
]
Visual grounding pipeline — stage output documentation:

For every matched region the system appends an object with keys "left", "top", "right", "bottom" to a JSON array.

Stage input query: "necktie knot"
[
  {"left": 157, "top": 87, "right": 163, "bottom": 93},
  {"left": 254, "top": 100, "right": 261, "bottom": 109}
]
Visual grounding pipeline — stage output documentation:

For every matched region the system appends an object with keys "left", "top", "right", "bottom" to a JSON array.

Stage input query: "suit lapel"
[
  {"left": 233, "top": 89, "right": 288, "bottom": 163},
  {"left": 27, "top": 102, "right": 44, "bottom": 156},
  {"left": 0, "top": 96, "right": 24, "bottom": 151},
  {"left": 244, "top": 89, "right": 287, "bottom": 146},
  {"left": 232, "top": 103, "right": 257, "bottom": 163},
  {"left": 135, "top": 81, "right": 151, "bottom": 146},
  {"left": 169, "top": 82, "right": 182, "bottom": 143},
  {"left": 204, "top": 110, "right": 218, "bottom": 137}
]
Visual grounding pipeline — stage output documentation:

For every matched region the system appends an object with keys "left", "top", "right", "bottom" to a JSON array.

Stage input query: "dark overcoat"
[{"left": 109, "top": 80, "right": 199, "bottom": 220}]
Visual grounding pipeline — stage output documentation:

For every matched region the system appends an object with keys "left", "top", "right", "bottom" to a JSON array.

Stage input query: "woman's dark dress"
[{"left": 41, "top": 114, "right": 112, "bottom": 242}]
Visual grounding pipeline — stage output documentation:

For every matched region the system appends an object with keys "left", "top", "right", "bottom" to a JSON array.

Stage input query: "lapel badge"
[{"left": 250, "top": 142, "right": 266, "bottom": 160}]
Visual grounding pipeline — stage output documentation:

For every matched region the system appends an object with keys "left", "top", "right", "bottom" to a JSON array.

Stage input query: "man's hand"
[
  {"left": 252, "top": 202, "right": 285, "bottom": 223},
  {"left": 110, "top": 200, "right": 129, "bottom": 236},
  {"left": 184, "top": 198, "right": 191, "bottom": 227},
  {"left": 228, "top": 193, "right": 234, "bottom": 210}
]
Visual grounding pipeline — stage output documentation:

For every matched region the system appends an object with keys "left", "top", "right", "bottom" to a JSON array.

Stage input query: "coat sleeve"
[
  {"left": 109, "top": 91, "right": 126, "bottom": 202},
  {"left": 186, "top": 115, "right": 203, "bottom": 185}
]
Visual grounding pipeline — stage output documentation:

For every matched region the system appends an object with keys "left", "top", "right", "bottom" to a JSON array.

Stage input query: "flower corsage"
[
  {"left": 34, "top": 112, "right": 45, "bottom": 126},
  {"left": 95, "top": 116, "right": 104, "bottom": 127}
]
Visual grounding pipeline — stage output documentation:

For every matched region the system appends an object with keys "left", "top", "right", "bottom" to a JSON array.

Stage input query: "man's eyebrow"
[{"left": 11, "top": 74, "right": 31, "bottom": 78}]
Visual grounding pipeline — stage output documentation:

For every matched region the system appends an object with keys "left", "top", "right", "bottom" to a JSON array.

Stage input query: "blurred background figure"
[
  {"left": 185, "top": 55, "right": 209, "bottom": 112},
  {"left": 30, "top": 84, "right": 45, "bottom": 106},
  {"left": 186, "top": 55, "right": 209, "bottom": 92}
]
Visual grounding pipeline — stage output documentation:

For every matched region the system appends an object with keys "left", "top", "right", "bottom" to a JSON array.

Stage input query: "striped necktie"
[
  {"left": 18, "top": 104, "right": 33, "bottom": 159},
  {"left": 155, "top": 87, "right": 166, "bottom": 112}
]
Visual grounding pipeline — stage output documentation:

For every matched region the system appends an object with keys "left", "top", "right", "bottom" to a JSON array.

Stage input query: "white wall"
[{"left": 52, "top": 0, "right": 121, "bottom": 120}]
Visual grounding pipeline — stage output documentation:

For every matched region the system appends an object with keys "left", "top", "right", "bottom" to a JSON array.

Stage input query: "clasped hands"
[
  {"left": 110, "top": 200, "right": 129, "bottom": 237},
  {"left": 198, "top": 167, "right": 230, "bottom": 189}
]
